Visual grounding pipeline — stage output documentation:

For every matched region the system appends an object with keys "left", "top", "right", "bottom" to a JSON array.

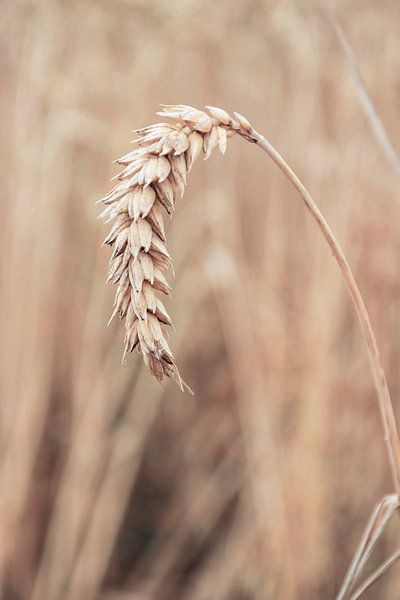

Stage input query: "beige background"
[{"left": 1, "top": 1, "right": 400, "bottom": 598}]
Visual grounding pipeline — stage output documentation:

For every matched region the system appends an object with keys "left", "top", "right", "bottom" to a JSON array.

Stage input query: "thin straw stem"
[
  {"left": 349, "top": 547, "right": 400, "bottom": 600},
  {"left": 335, "top": 494, "right": 399, "bottom": 600},
  {"left": 322, "top": 0, "right": 400, "bottom": 182},
  {"left": 250, "top": 130, "right": 400, "bottom": 494}
]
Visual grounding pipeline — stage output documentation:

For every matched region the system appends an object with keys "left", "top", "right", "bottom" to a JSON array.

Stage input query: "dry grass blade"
[
  {"left": 335, "top": 495, "right": 399, "bottom": 600},
  {"left": 349, "top": 547, "right": 400, "bottom": 600},
  {"left": 322, "top": 0, "right": 400, "bottom": 181}
]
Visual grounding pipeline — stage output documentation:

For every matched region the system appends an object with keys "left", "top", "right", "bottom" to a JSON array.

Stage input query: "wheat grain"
[{"left": 100, "top": 105, "right": 256, "bottom": 388}]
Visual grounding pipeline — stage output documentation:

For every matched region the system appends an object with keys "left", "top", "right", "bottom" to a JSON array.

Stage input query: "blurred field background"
[{"left": 2, "top": 0, "right": 400, "bottom": 598}]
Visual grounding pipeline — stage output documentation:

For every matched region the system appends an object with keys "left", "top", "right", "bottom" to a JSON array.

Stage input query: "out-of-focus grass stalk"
[{"left": 323, "top": 0, "right": 400, "bottom": 182}]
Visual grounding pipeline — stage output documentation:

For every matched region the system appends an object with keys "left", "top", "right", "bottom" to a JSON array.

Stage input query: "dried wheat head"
[{"left": 100, "top": 105, "right": 257, "bottom": 389}]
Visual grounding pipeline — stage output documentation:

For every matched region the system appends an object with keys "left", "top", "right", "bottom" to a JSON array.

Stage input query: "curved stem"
[
  {"left": 349, "top": 547, "right": 400, "bottom": 600},
  {"left": 249, "top": 130, "right": 400, "bottom": 494}
]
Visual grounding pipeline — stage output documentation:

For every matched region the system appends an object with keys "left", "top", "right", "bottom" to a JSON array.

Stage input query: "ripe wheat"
[
  {"left": 100, "top": 105, "right": 257, "bottom": 388},
  {"left": 100, "top": 103, "right": 400, "bottom": 499},
  {"left": 101, "top": 104, "right": 400, "bottom": 595}
]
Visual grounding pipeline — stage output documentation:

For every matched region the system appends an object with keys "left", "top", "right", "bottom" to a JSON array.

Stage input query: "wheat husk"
[{"left": 100, "top": 105, "right": 256, "bottom": 388}]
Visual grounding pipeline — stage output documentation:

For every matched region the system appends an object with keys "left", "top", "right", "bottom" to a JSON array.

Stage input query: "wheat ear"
[
  {"left": 100, "top": 105, "right": 253, "bottom": 389},
  {"left": 100, "top": 104, "right": 400, "bottom": 493}
]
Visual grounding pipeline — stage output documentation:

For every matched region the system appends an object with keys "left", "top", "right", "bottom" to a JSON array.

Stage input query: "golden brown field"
[{"left": 2, "top": 1, "right": 400, "bottom": 598}]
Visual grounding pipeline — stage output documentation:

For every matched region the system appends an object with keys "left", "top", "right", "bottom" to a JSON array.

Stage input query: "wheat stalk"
[
  {"left": 100, "top": 104, "right": 400, "bottom": 489},
  {"left": 101, "top": 104, "right": 400, "bottom": 596}
]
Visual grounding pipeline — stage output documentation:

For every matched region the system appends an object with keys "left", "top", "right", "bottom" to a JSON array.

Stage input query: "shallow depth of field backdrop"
[{"left": 2, "top": 1, "right": 400, "bottom": 599}]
